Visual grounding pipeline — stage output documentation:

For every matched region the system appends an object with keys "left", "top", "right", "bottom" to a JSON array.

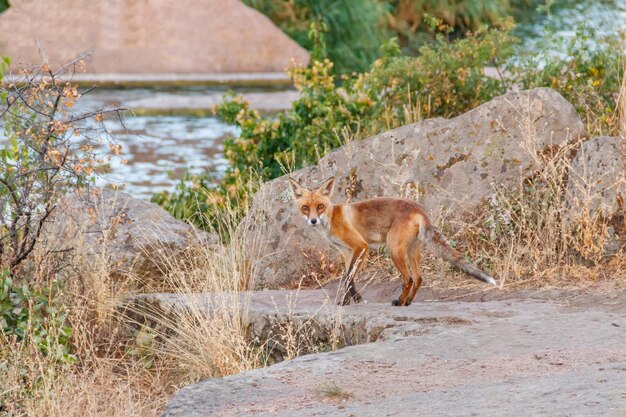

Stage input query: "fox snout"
[{"left": 308, "top": 217, "right": 319, "bottom": 226}]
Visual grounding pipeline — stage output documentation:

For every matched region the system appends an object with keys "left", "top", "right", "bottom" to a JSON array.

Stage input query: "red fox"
[{"left": 288, "top": 176, "right": 497, "bottom": 306}]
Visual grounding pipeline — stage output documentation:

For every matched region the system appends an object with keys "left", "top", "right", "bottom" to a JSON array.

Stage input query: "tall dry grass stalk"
[{"left": 617, "top": 64, "right": 626, "bottom": 137}]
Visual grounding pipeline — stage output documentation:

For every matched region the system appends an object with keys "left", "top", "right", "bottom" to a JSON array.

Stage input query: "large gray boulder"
[
  {"left": 242, "top": 88, "right": 587, "bottom": 289},
  {"left": 46, "top": 189, "right": 215, "bottom": 280},
  {"left": 565, "top": 136, "right": 626, "bottom": 258}
]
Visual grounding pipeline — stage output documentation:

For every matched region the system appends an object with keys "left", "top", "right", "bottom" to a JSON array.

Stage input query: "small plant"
[
  {"left": 318, "top": 380, "right": 353, "bottom": 400},
  {"left": 0, "top": 268, "right": 74, "bottom": 362}
]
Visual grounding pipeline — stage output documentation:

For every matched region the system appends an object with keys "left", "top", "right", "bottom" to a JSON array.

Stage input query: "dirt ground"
[{"left": 161, "top": 282, "right": 626, "bottom": 417}]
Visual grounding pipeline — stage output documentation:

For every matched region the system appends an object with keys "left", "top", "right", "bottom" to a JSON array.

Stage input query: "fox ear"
[
  {"left": 319, "top": 176, "right": 335, "bottom": 197},
  {"left": 288, "top": 177, "right": 306, "bottom": 199}
]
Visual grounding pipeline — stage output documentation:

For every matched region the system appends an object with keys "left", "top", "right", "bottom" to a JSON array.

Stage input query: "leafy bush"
[
  {"left": 245, "top": 0, "right": 535, "bottom": 72},
  {"left": 0, "top": 269, "right": 74, "bottom": 361},
  {"left": 0, "top": 58, "right": 123, "bottom": 276},
  {"left": 509, "top": 25, "right": 625, "bottom": 135},
  {"left": 219, "top": 21, "right": 515, "bottom": 186},
  {"left": 216, "top": 62, "right": 369, "bottom": 185},
  {"left": 355, "top": 20, "right": 517, "bottom": 132}
]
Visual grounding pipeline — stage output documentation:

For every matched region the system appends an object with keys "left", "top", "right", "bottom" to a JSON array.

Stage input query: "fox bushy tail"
[{"left": 420, "top": 226, "right": 497, "bottom": 285}]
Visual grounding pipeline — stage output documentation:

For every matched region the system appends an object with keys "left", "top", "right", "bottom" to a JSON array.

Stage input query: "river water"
[
  {"left": 74, "top": 88, "right": 240, "bottom": 199},
  {"left": 78, "top": 0, "right": 626, "bottom": 200}
]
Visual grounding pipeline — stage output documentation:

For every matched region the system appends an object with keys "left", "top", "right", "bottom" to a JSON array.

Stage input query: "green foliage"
[
  {"left": 216, "top": 61, "right": 370, "bottom": 185},
  {"left": 151, "top": 168, "right": 263, "bottom": 237},
  {"left": 151, "top": 172, "right": 223, "bottom": 232},
  {"left": 356, "top": 22, "right": 517, "bottom": 131},
  {"left": 0, "top": 0, "right": 8, "bottom": 14},
  {"left": 509, "top": 25, "right": 625, "bottom": 135},
  {"left": 0, "top": 269, "right": 74, "bottom": 362},
  {"left": 245, "top": 0, "right": 389, "bottom": 74},
  {"left": 244, "top": 0, "right": 535, "bottom": 73}
]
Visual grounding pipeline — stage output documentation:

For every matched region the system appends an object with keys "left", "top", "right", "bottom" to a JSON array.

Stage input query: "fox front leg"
[{"left": 337, "top": 246, "right": 367, "bottom": 305}]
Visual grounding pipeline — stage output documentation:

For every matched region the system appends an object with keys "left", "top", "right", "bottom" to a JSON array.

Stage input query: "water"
[
  {"left": 98, "top": 114, "right": 237, "bottom": 199},
  {"left": 74, "top": 88, "right": 240, "bottom": 199},
  {"left": 514, "top": 0, "right": 626, "bottom": 50}
]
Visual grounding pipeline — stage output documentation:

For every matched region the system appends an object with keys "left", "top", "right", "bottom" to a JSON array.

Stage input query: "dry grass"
[
  {"left": 0, "top": 191, "right": 270, "bottom": 416},
  {"left": 0, "top": 245, "right": 167, "bottom": 417},
  {"left": 128, "top": 240, "right": 266, "bottom": 387},
  {"left": 318, "top": 381, "right": 353, "bottom": 401},
  {"left": 438, "top": 101, "right": 626, "bottom": 291}
]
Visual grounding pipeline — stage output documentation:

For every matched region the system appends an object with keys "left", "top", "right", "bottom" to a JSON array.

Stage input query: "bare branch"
[{"left": 0, "top": 57, "right": 124, "bottom": 276}]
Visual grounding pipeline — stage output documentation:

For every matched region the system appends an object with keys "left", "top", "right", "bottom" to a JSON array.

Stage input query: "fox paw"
[
  {"left": 352, "top": 293, "right": 363, "bottom": 303},
  {"left": 391, "top": 299, "right": 400, "bottom": 306}
]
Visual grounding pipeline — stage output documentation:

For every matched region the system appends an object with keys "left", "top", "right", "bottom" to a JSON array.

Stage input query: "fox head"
[{"left": 288, "top": 176, "right": 335, "bottom": 227}]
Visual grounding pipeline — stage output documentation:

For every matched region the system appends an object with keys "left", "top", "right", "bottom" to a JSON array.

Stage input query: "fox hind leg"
[
  {"left": 387, "top": 229, "right": 415, "bottom": 307},
  {"left": 406, "top": 240, "right": 423, "bottom": 306}
]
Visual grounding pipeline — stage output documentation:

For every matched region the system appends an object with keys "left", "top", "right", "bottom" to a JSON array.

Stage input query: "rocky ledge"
[{"left": 137, "top": 289, "right": 626, "bottom": 417}]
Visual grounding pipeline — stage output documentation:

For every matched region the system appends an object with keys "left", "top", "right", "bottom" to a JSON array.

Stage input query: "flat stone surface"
[
  {"left": 2, "top": 72, "right": 293, "bottom": 88},
  {"left": 154, "top": 289, "right": 626, "bottom": 417},
  {"left": 125, "top": 90, "right": 300, "bottom": 114}
]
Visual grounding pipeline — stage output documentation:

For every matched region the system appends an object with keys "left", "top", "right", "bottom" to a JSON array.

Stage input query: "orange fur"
[{"left": 288, "top": 176, "right": 496, "bottom": 306}]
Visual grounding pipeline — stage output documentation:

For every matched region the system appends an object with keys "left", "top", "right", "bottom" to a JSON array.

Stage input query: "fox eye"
[
  {"left": 317, "top": 204, "right": 325, "bottom": 211},
  {"left": 301, "top": 206, "right": 309, "bottom": 213}
]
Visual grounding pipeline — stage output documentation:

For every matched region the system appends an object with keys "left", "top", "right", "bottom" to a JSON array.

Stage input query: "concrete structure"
[{"left": 0, "top": 0, "right": 308, "bottom": 76}]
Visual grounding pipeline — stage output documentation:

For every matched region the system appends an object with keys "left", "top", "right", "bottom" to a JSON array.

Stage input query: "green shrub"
[
  {"left": 244, "top": 0, "right": 535, "bottom": 72},
  {"left": 0, "top": 269, "right": 74, "bottom": 362},
  {"left": 509, "top": 25, "right": 625, "bottom": 135},
  {"left": 245, "top": 0, "right": 390, "bottom": 73},
  {"left": 355, "top": 20, "right": 517, "bottom": 132}
]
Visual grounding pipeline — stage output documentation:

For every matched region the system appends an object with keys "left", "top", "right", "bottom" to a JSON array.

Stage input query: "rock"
[
  {"left": 158, "top": 290, "right": 626, "bottom": 417},
  {"left": 243, "top": 88, "right": 587, "bottom": 289},
  {"left": 134, "top": 289, "right": 456, "bottom": 363},
  {"left": 46, "top": 189, "right": 215, "bottom": 279},
  {"left": 0, "top": 0, "right": 308, "bottom": 74},
  {"left": 565, "top": 136, "right": 626, "bottom": 257}
]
